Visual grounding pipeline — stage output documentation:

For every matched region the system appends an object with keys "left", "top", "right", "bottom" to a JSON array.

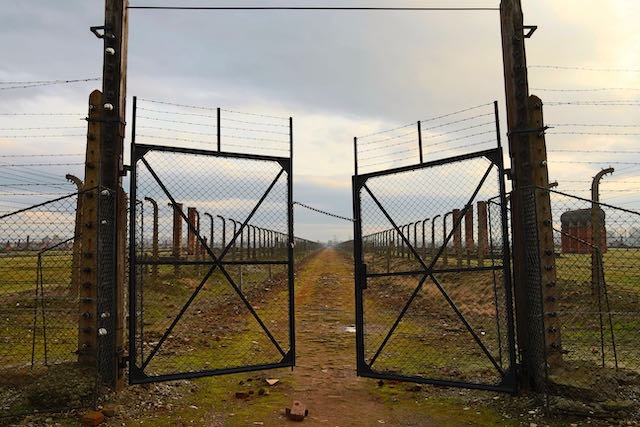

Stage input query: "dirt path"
[{"left": 284, "top": 247, "right": 434, "bottom": 426}]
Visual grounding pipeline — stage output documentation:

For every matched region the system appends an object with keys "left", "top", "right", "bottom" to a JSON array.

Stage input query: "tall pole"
[
  {"left": 144, "top": 197, "right": 159, "bottom": 280},
  {"left": 204, "top": 212, "right": 214, "bottom": 252},
  {"left": 501, "top": 0, "right": 561, "bottom": 390},
  {"left": 591, "top": 168, "right": 614, "bottom": 295},
  {"left": 66, "top": 174, "right": 84, "bottom": 293},
  {"left": 79, "top": 0, "right": 128, "bottom": 389}
]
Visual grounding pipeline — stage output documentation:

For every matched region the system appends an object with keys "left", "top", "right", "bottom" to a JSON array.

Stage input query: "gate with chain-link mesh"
[
  {"left": 128, "top": 97, "right": 294, "bottom": 383},
  {"left": 352, "top": 146, "right": 517, "bottom": 392}
]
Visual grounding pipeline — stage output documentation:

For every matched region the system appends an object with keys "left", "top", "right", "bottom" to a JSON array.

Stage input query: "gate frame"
[
  {"left": 127, "top": 98, "right": 295, "bottom": 384},
  {"left": 352, "top": 146, "right": 517, "bottom": 393}
]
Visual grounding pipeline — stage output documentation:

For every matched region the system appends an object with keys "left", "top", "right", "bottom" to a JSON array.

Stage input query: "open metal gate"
[
  {"left": 352, "top": 147, "right": 517, "bottom": 392},
  {"left": 128, "top": 98, "right": 294, "bottom": 383}
]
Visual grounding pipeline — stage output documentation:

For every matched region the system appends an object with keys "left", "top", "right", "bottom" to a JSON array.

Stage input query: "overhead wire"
[
  {"left": 128, "top": 6, "right": 499, "bottom": 12},
  {"left": 0, "top": 77, "right": 100, "bottom": 90}
]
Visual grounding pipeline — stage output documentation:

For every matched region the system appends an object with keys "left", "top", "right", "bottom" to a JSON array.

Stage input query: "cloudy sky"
[{"left": 1, "top": 1, "right": 638, "bottom": 242}]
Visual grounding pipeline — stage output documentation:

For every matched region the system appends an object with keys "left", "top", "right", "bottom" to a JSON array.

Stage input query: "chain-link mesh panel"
[
  {"left": 520, "top": 187, "right": 548, "bottom": 391},
  {"left": 0, "top": 191, "right": 97, "bottom": 419},
  {"left": 354, "top": 149, "right": 515, "bottom": 391},
  {"left": 130, "top": 147, "right": 294, "bottom": 382},
  {"left": 96, "top": 188, "right": 118, "bottom": 388},
  {"left": 547, "top": 188, "right": 640, "bottom": 373}
]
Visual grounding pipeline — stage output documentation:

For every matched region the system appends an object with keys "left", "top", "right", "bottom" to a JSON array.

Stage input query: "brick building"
[{"left": 560, "top": 208, "right": 607, "bottom": 254}]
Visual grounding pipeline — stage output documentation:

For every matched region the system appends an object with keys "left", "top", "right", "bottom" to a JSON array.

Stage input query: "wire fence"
[
  {"left": 354, "top": 102, "right": 499, "bottom": 174},
  {"left": 130, "top": 105, "right": 318, "bottom": 382},
  {"left": 0, "top": 189, "right": 99, "bottom": 420},
  {"left": 134, "top": 98, "right": 291, "bottom": 158},
  {"left": 546, "top": 188, "right": 640, "bottom": 372},
  {"left": 0, "top": 109, "right": 87, "bottom": 215},
  {"left": 352, "top": 145, "right": 516, "bottom": 391}
]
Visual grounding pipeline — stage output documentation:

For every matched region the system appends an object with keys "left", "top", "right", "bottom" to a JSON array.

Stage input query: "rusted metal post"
[
  {"left": 591, "top": 168, "right": 613, "bottom": 295},
  {"left": 203, "top": 212, "right": 214, "bottom": 253},
  {"left": 66, "top": 174, "right": 84, "bottom": 293},
  {"left": 477, "top": 201, "right": 488, "bottom": 267},
  {"left": 422, "top": 218, "right": 429, "bottom": 258},
  {"left": 430, "top": 214, "right": 440, "bottom": 257},
  {"left": 144, "top": 197, "right": 159, "bottom": 280},
  {"left": 187, "top": 207, "right": 197, "bottom": 256},
  {"left": 443, "top": 212, "right": 453, "bottom": 266},
  {"left": 252, "top": 225, "right": 257, "bottom": 259},
  {"left": 413, "top": 221, "right": 420, "bottom": 260},
  {"left": 465, "top": 205, "right": 474, "bottom": 266},
  {"left": 229, "top": 219, "right": 238, "bottom": 261},
  {"left": 171, "top": 203, "right": 183, "bottom": 276},
  {"left": 216, "top": 215, "right": 226, "bottom": 252},
  {"left": 452, "top": 209, "right": 462, "bottom": 267}
]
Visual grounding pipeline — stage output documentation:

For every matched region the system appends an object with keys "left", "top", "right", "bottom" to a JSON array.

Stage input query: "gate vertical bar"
[
  {"left": 287, "top": 117, "right": 296, "bottom": 363},
  {"left": 128, "top": 96, "right": 138, "bottom": 382},
  {"left": 217, "top": 107, "right": 221, "bottom": 152},
  {"left": 353, "top": 137, "right": 359, "bottom": 175},
  {"left": 417, "top": 121, "right": 424, "bottom": 164},
  {"left": 352, "top": 173, "right": 366, "bottom": 373},
  {"left": 495, "top": 101, "right": 518, "bottom": 388}
]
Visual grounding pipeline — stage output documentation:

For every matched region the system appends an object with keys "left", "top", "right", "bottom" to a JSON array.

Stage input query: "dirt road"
[
  {"left": 226, "top": 247, "right": 511, "bottom": 427},
  {"left": 288, "top": 246, "right": 434, "bottom": 426}
]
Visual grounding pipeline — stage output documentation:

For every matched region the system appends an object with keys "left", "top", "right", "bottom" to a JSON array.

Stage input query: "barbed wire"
[
  {"left": 0, "top": 153, "right": 83, "bottom": 158},
  {"left": 547, "top": 131, "right": 640, "bottom": 136},
  {"left": 137, "top": 106, "right": 217, "bottom": 119},
  {"left": 532, "top": 87, "right": 640, "bottom": 92},
  {"left": 136, "top": 115, "right": 214, "bottom": 127},
  {"left": 0, "top": 134, "right": 85, "bottom": 139},
  {"left": 293, "top": 201, "right": 354, "bottom": 222},
  {"left": 549, "top": 149, "right": 640, "bottom": 154},
  {"left": 0, "top": 183, "right": 73, "bottom": 187},
  {"left": 545, "top": 100, "right": 640, "bottom": 106},
  {"left": 138, "top": 98, "right": 290, "bottom": 120},
  {"left": 547, "top": 123, "right": 640, "bottom": 128},
  {"left": 0, "top": 77, "right": 100, "bottom": 90},
  {"left": 0, "top": 162, "right": 84, "bottom": 167},
  {"left": 529, "top": 65, "right": 640, "bottom": 72},
  {"left": 138, "top": 125, "right": 217, "bottom": 137},
  {"left": 0, "top": 112, "right": 84, "bottom": 116},
  {"left": 550, "top": 160, "right": 640, "bottom": 165}
]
